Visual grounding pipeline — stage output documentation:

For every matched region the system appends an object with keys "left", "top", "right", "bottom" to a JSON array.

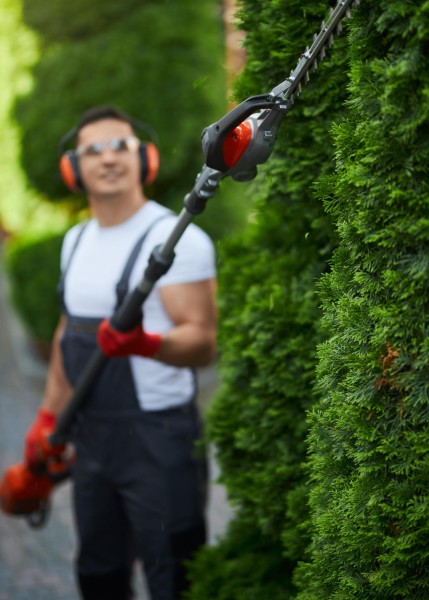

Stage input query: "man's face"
[{"left": 77, "top": 118, "right": 141, "bottom": 200}]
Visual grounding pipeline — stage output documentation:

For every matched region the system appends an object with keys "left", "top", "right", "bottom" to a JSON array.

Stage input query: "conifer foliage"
[
  {"left": 187, "top": 0, "right": 349, "bottom": 596},
  {"left": 296, "top": 1, "right": 429, "bottom": 598}
]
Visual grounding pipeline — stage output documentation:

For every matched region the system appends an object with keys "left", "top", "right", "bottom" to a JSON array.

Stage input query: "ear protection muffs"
[
  {"left": 59, "top": 137, "right": 82, "bottom": 193},
  {"left": 58, "top": 116, "right": 160, "bottom": 193}
]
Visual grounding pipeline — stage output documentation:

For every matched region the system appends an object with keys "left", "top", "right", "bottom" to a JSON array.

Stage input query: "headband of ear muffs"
[{"left": 58, "top": 116, "right": 160, "bottom": 193}]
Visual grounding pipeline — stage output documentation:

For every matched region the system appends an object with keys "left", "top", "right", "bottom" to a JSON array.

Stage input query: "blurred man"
[{"left": 25, "top": 105, "right": 217, "bottom": 600}]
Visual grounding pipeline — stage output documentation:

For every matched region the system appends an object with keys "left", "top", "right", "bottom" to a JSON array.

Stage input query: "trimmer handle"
[{"left": 201, "top": 93, "right": 281, "bottom": 171}]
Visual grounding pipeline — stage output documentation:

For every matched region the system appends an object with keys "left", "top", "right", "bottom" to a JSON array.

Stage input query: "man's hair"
[{"left": 76, "top": 105, "right": 136, "bottom": 135}]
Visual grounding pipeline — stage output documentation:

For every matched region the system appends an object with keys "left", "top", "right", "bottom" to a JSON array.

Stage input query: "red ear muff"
[
  {"left": 59, "top": 151, "right": 84, "bottom": 193},
  {"left": 139, "top": 141, "right": 159, "bottom": 185}
]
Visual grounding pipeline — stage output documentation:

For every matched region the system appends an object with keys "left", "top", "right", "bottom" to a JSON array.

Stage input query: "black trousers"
[
  {"left": 77, "top": 520, "right": 206, "bottom": 600},
  {"left": 72, "top": 405, "right": 207, "bottom": 600}
]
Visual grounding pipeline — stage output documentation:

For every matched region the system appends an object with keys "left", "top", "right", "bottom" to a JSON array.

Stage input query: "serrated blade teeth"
[{"left": 270, "top": 0, "right": 361, "bottom": 100}]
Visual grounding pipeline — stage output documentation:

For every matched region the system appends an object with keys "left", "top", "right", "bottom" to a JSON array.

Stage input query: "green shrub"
[
  {"left": 185, "top": 512, "right": 294, "bottom": 600},
  {"left": 295, "top": 1, "right": 429, "bottom": 598},
  {"left": 187, "top": 0, "right": 350, "bottom": 596},
  {"left": 4, "top": 231, "right": 64, "bottom": 344}
]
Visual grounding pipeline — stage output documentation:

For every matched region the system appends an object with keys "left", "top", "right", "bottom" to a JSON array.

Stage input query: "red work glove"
[
  {"left": 97, "top": 318, "right": 162, "bottom": 358},
  {"left": 24, "top": 409, "right": 57, "bottom": 466}
]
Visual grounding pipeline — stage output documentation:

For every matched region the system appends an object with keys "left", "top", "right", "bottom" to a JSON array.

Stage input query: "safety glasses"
[{"left": 76, "top": 136, "right": 141, "bottom": 157}]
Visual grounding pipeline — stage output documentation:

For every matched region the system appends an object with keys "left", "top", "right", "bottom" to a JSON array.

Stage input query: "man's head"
[
  {"left": 59, "top": 106, "right": 159, "bottom": 195},
  {"left": 75, "top": 105, "right": 136, "bottom": 137}
]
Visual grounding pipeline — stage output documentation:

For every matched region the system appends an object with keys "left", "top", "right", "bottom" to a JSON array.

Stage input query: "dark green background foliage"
[
  {"left": 6, "top": 0, "right": 243, "bottom": 344},
  {"left": 295, "top": 1, "right": 429, "bottom": 598},
  {"left": 187, "top": 0, "right": 350, "bottom": 597},
  {"left": 16, "top": 0, "right": 229, "bottom": 227},
  {"left": 184, "top": 514, "right": 294, "bottom": 600},
  {"left": 5, "top": 232, "right": 64, "bottom": 343}
]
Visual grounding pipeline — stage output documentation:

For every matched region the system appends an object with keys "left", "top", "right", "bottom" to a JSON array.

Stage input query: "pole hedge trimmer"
[{"left": 0, "top": 0, "right": 360, "bottom": 527}]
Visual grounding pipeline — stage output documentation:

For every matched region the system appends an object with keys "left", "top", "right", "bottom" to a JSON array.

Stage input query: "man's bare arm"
[
  {"left": 40, "top": 314, "right": 73, "bottom": 416},
  {"left": 156, "top": 278, "right": 217, "bottom": 367}
]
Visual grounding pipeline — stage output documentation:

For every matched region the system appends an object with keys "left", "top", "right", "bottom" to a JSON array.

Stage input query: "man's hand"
[
  {"left": 97, "top": 318, "right": 162, "bottom": 358},
  {"left": 24, "top": 409, "right": 57, "bottom": 466}
]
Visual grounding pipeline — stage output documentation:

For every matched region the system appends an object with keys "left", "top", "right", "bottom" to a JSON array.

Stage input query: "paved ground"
[{"left": 0, "top": 249, "right": 234, "bottom": 599}]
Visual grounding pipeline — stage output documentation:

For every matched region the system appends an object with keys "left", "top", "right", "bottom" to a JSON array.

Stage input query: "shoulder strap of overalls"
[
  {"left": 114, "top": 212, "right": 173, "bottom": 310},
  {"left": 57, "top": 212, "right": 172, "bottom": 312},
  {"left": 57, "top": 221, "right": 89, "bottom": 311},
  {"left": 116, "top": 211, "right": 198, "bottom": 404}
]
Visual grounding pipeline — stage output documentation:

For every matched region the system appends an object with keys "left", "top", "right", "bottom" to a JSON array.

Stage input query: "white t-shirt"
[{"left": 61, "top": 200, "right": 216, "bottom": 410}]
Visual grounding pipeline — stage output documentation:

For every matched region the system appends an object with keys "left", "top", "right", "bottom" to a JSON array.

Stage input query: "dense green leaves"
[
  {"left": 189, "top": 1, "right": 429, "bottom": 598},
  {"left": 296, "top": 1, "right": 429, "bottom": 598},
  {"left": 187, "top": 0, "right": 349, "bottom": 597},
  {"left": 5, "top": 232, "right": 64, "bottom": 342},
  {"left": 184, "top": 514, "right": 294, "bottom": 600},
  {"left": 22, "top": 0, "right": 144, "bottom": 43}
]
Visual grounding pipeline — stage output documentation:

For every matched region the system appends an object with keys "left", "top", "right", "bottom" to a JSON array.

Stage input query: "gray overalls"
[{"left": 59, "top": 221, "right": 207, "bottom": 600}]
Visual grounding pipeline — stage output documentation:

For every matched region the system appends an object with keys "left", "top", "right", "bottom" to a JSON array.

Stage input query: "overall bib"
[{"left": 59, "top": 222, "right": 207, "bottom": 600}]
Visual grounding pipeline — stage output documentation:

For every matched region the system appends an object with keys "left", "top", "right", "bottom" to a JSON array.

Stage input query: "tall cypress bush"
[
  {"left": 187, "top": 0, "right": 351, "bottom": 596},
  {"left": 296, "top": 1, "right": 429, "bottom": 598}
]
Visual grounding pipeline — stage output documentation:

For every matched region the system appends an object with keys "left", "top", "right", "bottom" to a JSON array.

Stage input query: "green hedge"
[
  {"left": 187, "top": 0, "right": 350, "bottom": 596},
  {"left": 184, "top": 513, "right": 292, "bottom": 600},
  {"left": 295, "top": 1, "right": 429, "bottom": 598},
  {"left": 4, "top": 231, "right": 64, "bottom": 344}
]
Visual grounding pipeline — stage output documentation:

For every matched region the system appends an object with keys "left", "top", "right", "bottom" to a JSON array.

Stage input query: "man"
[{"left": 24, "top": 106, "right": 217, "bottom": 600}]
